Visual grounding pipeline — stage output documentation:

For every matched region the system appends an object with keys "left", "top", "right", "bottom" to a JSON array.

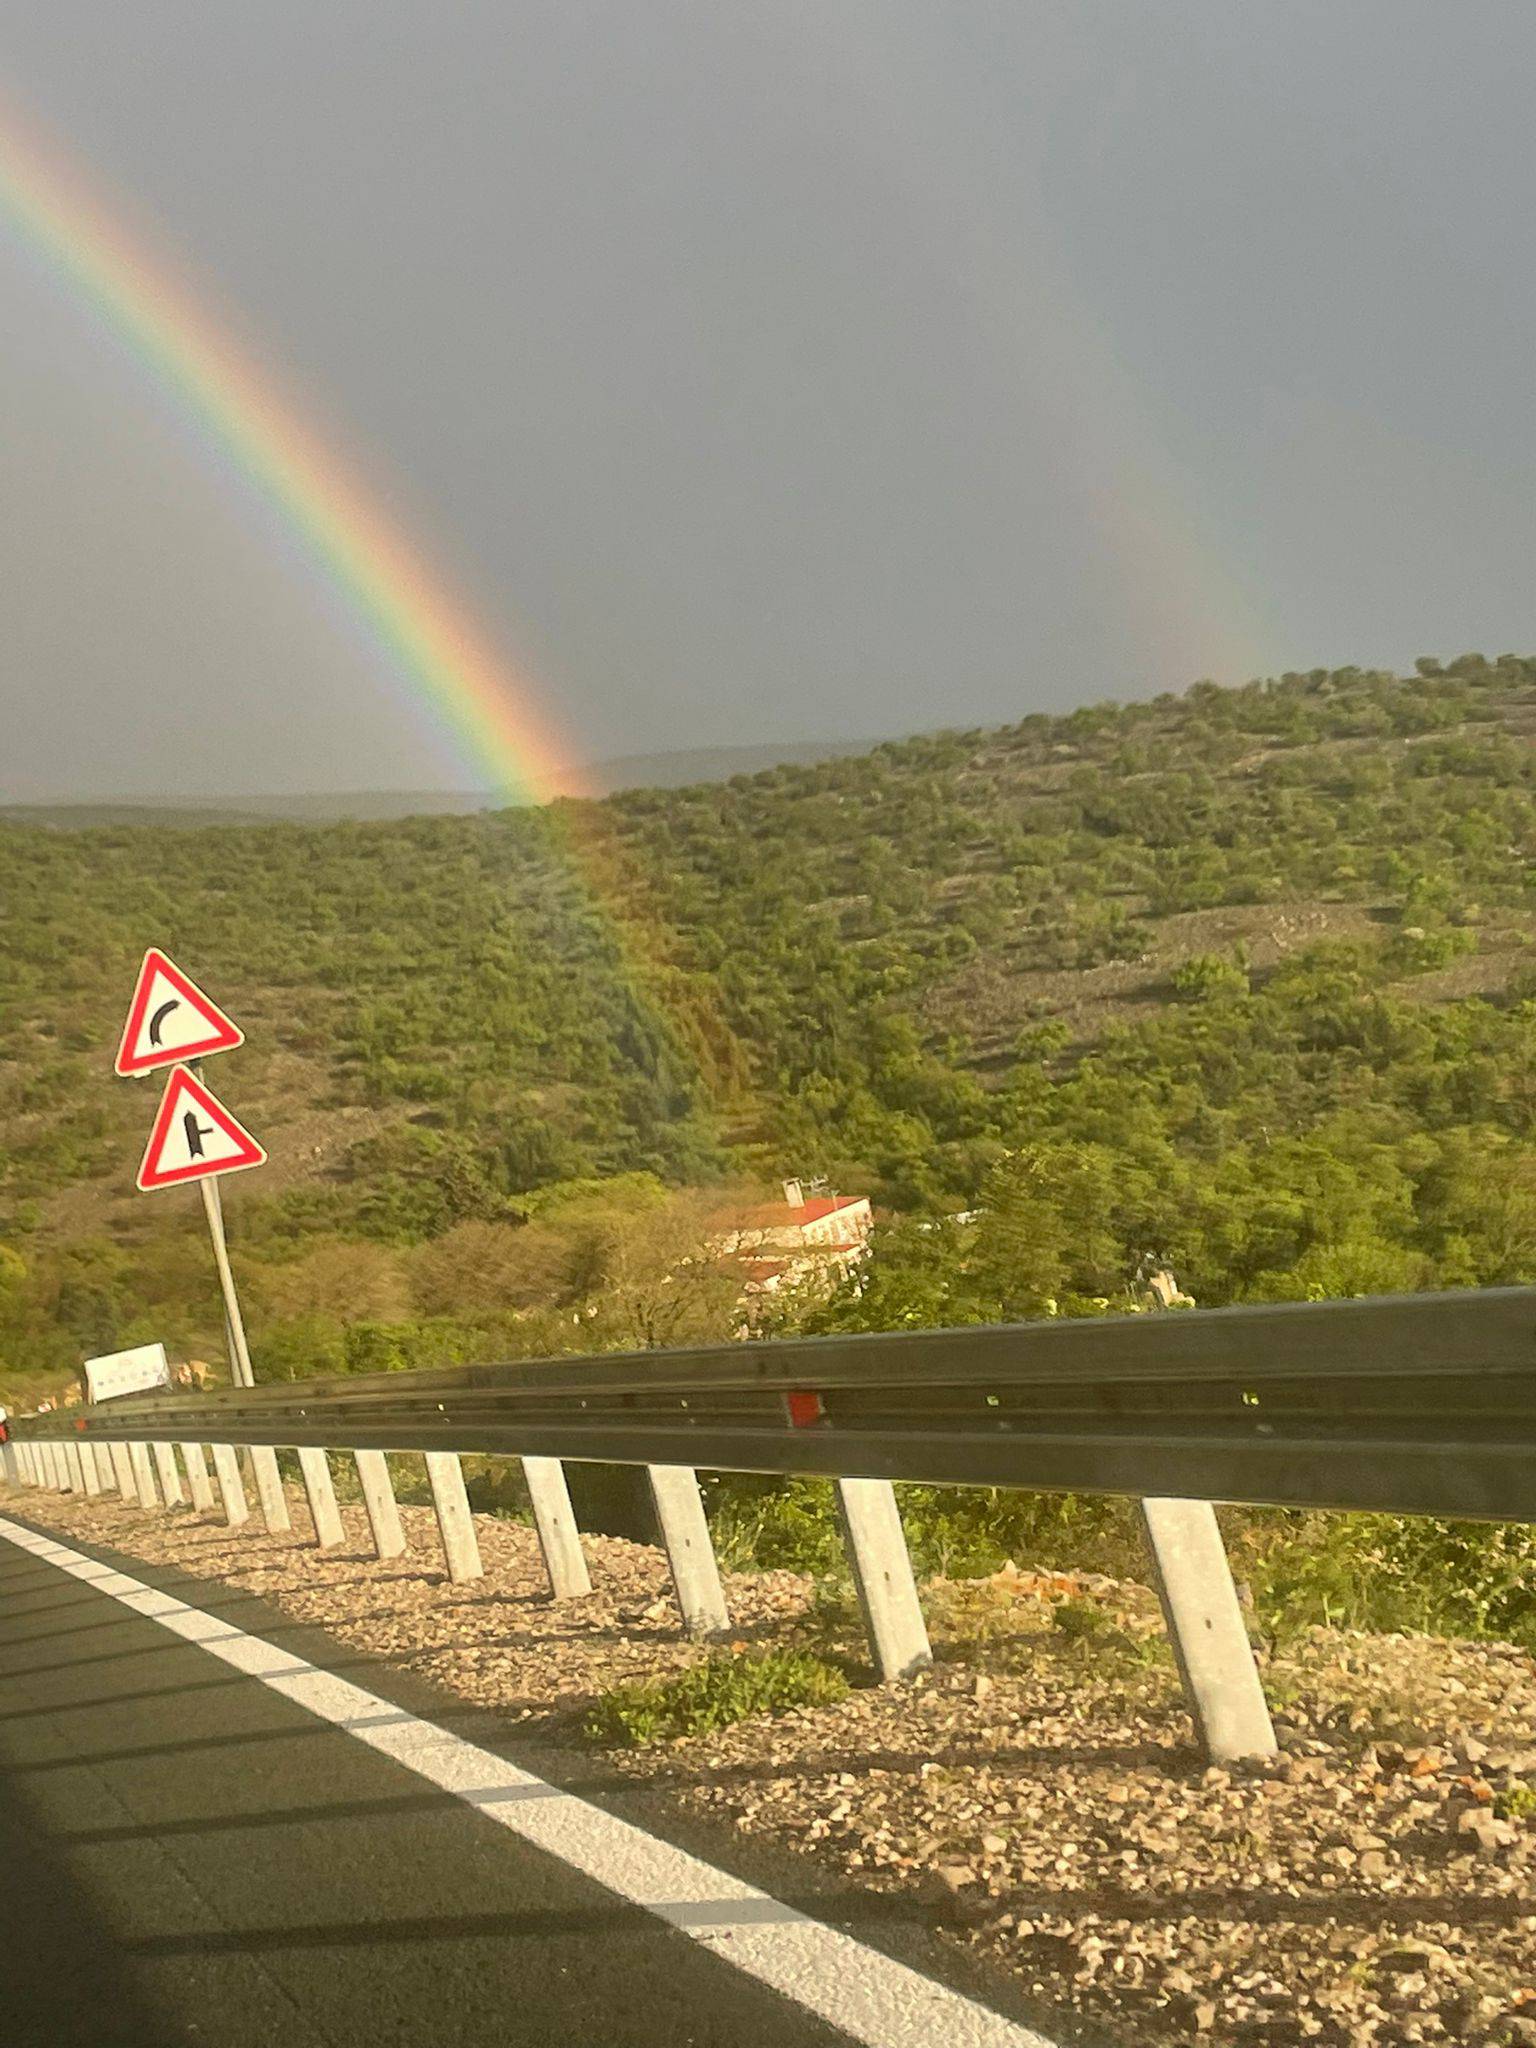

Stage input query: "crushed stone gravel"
[{"left": 8, "top": 1468, "right": 1536, "bottom": 2048}]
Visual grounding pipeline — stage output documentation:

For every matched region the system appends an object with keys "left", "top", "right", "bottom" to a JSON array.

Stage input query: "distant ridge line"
[{"left": 0, "top": 736, "right": 883, "bottom": 830}]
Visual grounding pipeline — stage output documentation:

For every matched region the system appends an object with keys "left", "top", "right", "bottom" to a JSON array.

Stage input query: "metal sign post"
[{"left": 199, "top": 1171, "right": 255, "bottom": 1390}]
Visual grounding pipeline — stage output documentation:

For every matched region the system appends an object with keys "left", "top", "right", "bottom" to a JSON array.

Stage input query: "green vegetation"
[
  {"left": 8, "top": 653, "right": 1536, "bottom": 1644},
  {"left": 7, "top": 651, "right": 1536, "bottom": 1397},
  {"left": 585, "top": 1647, "right": 850, "bottom": 1747}
]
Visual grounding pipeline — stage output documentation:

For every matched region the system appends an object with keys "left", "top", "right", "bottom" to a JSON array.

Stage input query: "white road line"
[{"left": 0, "top": 1513, "right": 1060, "bottom": 2048}]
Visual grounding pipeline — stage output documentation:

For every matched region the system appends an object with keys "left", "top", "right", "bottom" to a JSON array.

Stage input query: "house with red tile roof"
[{"left": 718, "top": 1179, "right": 873, "bottom": 1303}]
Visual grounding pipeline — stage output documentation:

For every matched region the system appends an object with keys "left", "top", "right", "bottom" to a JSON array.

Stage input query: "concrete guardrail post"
[
  {"left": 55, "top": 1442, "right": 75, "bottom": 1493},
  {"left": 835, "top": 1476, "right": 932, "bottom": 1683},
  {"left": 210, "top": 1444, "right": 250, "bottom": 1526},
  {"left": 128, "top": 1441, "right": 160, "bottom": 1511},
  {"left": 151, "top": 1442, "right": 185, "bottom": 1507},
  {"left": 353, "top": 1450, "right": 406, "bottom": 1559},
  {"left": 1139, "top": 1497, "right": 1277, "bottom": 1764},
  {"left": 77, "top": 1439, "right": 102, "bottom": 1496},
  {"left": 424, "top": 1451, "right": 483, "bottom": 1582},
  {"left": 297, "top": 1447, "right": 346, "bottom": 1549},
  {"left": 109, "top": 1442, "right": 136, "bottom": 1498},
  {"left": 646, "top": 1464, "right": 729, "bottom": 1637},
  {"left": 0, "top": 1439, "right": 18, "bottom": 1487},
  {"left": 63, "top": 1441, "right": 88, "bottom": 1493},
  {"left": 179, "top": 1443, "right": 216, "bottom": 1513},
  {"left": 249, "top": 1446, "right": 291, "bottom": 1533},
  {"left": 521, "top": 1456, "right": 591, "bottom": 1600},
  {"left": 94, "top": 1443, "right": 119, "bottom": 1493}
]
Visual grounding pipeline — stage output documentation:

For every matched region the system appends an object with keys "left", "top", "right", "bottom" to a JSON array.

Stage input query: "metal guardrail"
[{"left": 15, "top": 1285, "right": 1536, "bottom": 1522}]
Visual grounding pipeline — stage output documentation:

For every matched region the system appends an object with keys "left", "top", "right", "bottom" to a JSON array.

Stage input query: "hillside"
[{"left": 4, "top": 651, "right": 1536, "bottom": 1391}]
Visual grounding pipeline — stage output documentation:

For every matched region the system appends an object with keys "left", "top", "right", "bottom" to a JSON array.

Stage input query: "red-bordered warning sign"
[
  {"left": 115, "top": 949, "right": 244, "bottom": 1077},
  {"left": 136, "top": 1066, "right": 266, "bottom": 1191}
]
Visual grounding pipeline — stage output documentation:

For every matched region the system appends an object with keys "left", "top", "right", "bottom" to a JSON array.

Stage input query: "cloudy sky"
[{"left": 3, "top": 2, "right": 1534, "bottom": 800}]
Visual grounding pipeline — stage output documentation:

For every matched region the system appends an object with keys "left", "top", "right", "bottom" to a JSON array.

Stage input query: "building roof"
[{"left": 735, "top": 1194, "right": 869, "bottom": 1229}]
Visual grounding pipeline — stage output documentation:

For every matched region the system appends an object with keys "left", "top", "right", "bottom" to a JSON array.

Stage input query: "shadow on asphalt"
[{"left": 0, "top": 1750, "right": 179, "bottom": 2047}]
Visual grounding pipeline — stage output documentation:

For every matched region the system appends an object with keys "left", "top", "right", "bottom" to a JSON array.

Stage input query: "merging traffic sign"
[
  {"left": 115, "top": 948, "right": 244, "bottom": 1077},
  {"left": 136, "top": 1065, "right": 266, "bottom": 1191}
]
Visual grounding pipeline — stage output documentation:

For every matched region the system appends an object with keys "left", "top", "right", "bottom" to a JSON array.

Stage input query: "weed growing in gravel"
[
  {"left": 585, "top": 1648, "right": 850, "bottom": 1747},
  {"left": 1051, "top": 1596, "right": 1110, "bottom": 1641}
]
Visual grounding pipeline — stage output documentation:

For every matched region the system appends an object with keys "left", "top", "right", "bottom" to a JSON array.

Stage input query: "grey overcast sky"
[{"left": 2, "top": 2, "right": 1535, "bottom": 800}]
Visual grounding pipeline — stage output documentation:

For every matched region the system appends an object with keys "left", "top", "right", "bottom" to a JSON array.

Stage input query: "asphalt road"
[{"left": 0, "top": 1524, "right": 890, "bottom": 2048}]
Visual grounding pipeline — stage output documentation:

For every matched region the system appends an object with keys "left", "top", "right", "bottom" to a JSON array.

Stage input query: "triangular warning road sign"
[
  {"left": 136, "top": 1066, "right": 266, "bottom": 1192},
  {"left": 115, "top": 949, "right": 243, "bottom": 1077}
]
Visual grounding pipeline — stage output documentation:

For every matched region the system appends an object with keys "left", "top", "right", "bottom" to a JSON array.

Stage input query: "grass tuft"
[{"left": 586, "top": 1648, "right": 849, "bottom": 1748}]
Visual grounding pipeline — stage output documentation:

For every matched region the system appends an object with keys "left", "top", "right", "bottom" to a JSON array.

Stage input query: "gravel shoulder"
[{"left": 7, "top": 1473, "right": 1536, "bottom": 2048}]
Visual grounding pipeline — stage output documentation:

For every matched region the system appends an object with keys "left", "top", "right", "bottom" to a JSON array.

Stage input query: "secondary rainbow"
[{"left": 0, "top": 108, "right": 577, "bottom": 806}]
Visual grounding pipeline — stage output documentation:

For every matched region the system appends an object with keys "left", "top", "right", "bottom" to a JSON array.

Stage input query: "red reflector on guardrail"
[{"left": 785, "top": 1390, "right": 825, "bottom": 1428}]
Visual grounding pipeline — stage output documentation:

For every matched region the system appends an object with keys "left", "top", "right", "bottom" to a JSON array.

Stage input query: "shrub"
[
  {"left": 1171, "top": 952, "right": 1249, "bottom": 1001},
  {"left": 1241, "top": 1511, "right": 1536, "bottom": 1647},
  {"left": 585, "top": 1648, "right": 849, "bottom": 1747}
]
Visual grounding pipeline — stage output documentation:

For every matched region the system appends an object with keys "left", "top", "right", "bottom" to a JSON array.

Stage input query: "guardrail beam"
[{"left": 1139, "top": 1496, "right": 1277, "bottom": 1764}]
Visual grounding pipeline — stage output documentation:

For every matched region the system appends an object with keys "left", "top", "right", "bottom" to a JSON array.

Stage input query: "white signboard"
[{"left": 84, "top": 1342, "right": 170, "bottom": 1405}]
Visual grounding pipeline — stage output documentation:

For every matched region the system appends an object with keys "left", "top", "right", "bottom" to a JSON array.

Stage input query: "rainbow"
[{"left": 0, "top": 107, "right": 579, "bottom": 807}]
